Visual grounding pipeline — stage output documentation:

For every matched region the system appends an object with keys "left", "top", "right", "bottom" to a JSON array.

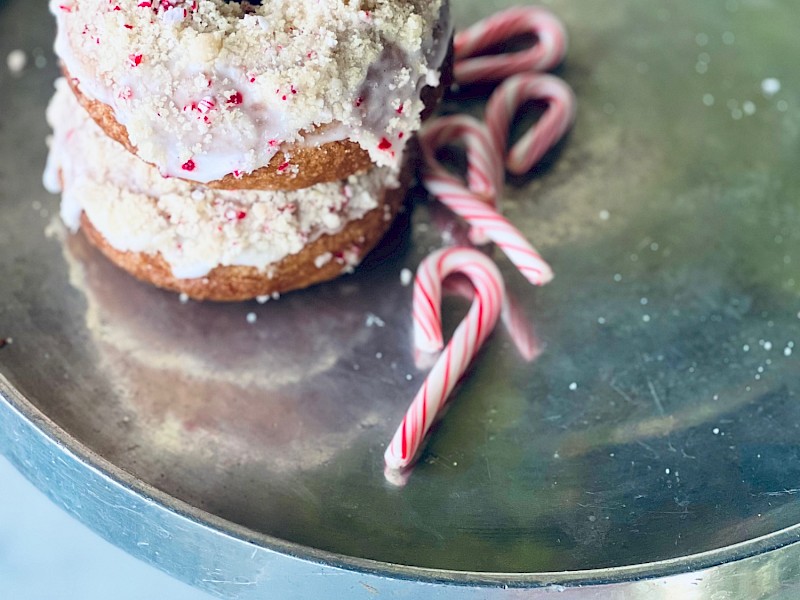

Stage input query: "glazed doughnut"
[
  {"left": 45, "top": 79, "right": 407, "bottom": 301},
  {"left": 51, "top": 0, "right": 453, "bottom": 189}
]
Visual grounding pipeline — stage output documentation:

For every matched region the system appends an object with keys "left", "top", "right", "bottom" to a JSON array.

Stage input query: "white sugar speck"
[
  {"left": 613, "top": 273, "right": 622, "bottom": 282},
  {"left": 764, "top": 341, "right": 773, "bottom": 351},
  {"left": 366, "top": 313, "right": 385, "bottom": 328},
  {"left": 712, "top": 427, "right": 720, "bottom": 435},
  {"left": 405, "top": 373, "right": 413, "bottom": 381},
  {"left": 640, "top": 297, "right": 648, "bottom": 305},
  {"left": 761, "top": 78, "right": 781, "bottom": 97},
  {"left": 599, "top": 209, "right": 610, "bottom": 221},
  {"left": 178, "top": 292, "right": 189, "bottom": 304},
  {"left": 784, "top": 346, "right": 793, "bottom": 357},
  {"left": 695, "top": 33, "right": 709, "bottom": 46},
  {"left": 597, "top": 317, "right": 606, "bottom": 325},
  {"left": 568, "top": 382, "right": 578, "bottom": 391},
  {"left": 743, "top": 344, "right": 750, "bottom": 352},
  {"left": 376, "top": 352, "right": 383, "bottom": 359},
  {"left": 246, "top": 312, "right": 257, "bottom": 324},
  {"left": 642, "top": 314, "right": 651, "bottom": 322},
  {"left": 742, "top": 100, "right": 756, "bottom": 115},
  {"left": 6, "top": 49, "right": 26, "bottom": 74},
  {"left": 665, "top": 468, "right": 671, "bottom": 475},
  {"left": 256, "top": 295, "right": 270, "bottom": 304},
  {"left": 703, "top": 93, "right": 715, "bottom": 106},
  {"left": 400, "top": 268, "right": 413, "bottom": 286},
  {"left": 722, "top": 31, "right": 735, "bottom": 45}
]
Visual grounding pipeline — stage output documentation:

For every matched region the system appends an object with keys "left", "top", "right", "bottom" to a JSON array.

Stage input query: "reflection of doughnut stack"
[{"left": 45, "top": 0, "right": 452, "bottom": 300}]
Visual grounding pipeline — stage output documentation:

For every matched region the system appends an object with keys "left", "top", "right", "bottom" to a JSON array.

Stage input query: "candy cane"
[
  {"left": 385, "top": 248, "right": 504, "bottom": 476},
  {"left": 418, "top": 114, "right": 503, "bottom": 211},
  {"left": 454, "top": 6, "right": 568, "bottom": 85},
  {"left": 415, "top": 273, "right": 539, "bottom": 362},
  {"left": 419, "top": 118, "right": 553, "bottom": 286},
  {"left": 485, "top": 73, "right": 577, "bottom": 175}
]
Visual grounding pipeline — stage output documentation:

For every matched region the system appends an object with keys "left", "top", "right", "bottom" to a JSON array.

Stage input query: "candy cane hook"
[
  {"left": 385, "top": 247, "right": 505, "bottom": 477},
  {"left": 454, "top": 6, "right": 568, "bottom": 85},
  {"left": 485, "top": 73, "right": 577, "bottom": 175}
]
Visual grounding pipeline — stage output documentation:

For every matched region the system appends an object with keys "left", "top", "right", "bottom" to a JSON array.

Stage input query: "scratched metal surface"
[{"left": 3, "top": 0, "right": 800, "bottom": 597}]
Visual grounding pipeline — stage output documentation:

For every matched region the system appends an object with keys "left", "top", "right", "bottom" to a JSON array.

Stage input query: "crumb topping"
[
  {"left": 45, "top": 79, "right": 397, "bottom": 278},
  {"left": 51, "top": 0, "right": 450, "bottom": 182}
]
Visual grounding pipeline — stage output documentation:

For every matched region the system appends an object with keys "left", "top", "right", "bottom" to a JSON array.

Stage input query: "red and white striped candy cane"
[
  {"left": 485, "top": 73, "right": 577, "bottom": 176},
  {"left": 419, "top": 118, "right": 553, "bottom": 285},
  {"left": 418, "top": 114, "right": 503, "bottom": 210},
  {"left": 454, "top": 6, "right": 568, "bottom": 85},
  {"left": 385, "top": 247, "right": 504, "bottom": 476},
  {"left": 416, "top": 274, "right": 540, "bottom": 362}
]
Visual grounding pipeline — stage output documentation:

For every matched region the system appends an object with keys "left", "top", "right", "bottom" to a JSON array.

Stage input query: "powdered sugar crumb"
[{"left": 6, "top": 49, "right": 26, "bottom": 74}]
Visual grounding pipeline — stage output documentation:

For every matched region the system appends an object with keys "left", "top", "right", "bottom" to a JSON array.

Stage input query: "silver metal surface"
[{"left": 3, "top": 0, "right": 800, "bottom": 597}]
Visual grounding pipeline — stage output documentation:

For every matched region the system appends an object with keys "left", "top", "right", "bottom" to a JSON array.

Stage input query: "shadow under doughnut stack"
[{"left": 44, "top": 0, "right": 452, "bottom": 301}]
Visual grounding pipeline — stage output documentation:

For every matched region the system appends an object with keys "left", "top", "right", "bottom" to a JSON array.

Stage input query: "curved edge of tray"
[{"left": 3, "top": 373, "right": 800, "bottom": 599}]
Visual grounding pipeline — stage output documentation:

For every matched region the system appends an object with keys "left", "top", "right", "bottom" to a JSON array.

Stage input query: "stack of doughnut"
[{"left": 44, "top": 0, "right": 453, "bottom": 300}]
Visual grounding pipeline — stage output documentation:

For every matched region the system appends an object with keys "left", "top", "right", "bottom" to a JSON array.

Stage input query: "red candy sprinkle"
[
  {"left": 129, "top": 53, "right": 143, "bottom": 67},
  {"left": 181, "top": 159, "right": 196, "bottom": 171},
  {"left": 277, "top": 161, "right": 290, "bottom": 172},
  {"left": 378, "top": 137, "right": 392, "bottom": 150},
  {"left": 355, "top": 96, "right": 364, "bottom": 108},
  {"left": 226, "top": 91, "right": 243, "bottom": 105},
  {"left": 236, "top": 211, "right": 247, "bottom": 220}
]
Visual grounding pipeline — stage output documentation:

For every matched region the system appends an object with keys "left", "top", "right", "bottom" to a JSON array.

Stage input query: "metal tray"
[{"left": 3, "top": 0, "right": 800, "bottom": 597}]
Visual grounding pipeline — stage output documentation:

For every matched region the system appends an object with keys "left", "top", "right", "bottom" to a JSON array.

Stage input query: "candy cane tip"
[{"left": 384, "top": 463, "right": 411, "bottom": 487}]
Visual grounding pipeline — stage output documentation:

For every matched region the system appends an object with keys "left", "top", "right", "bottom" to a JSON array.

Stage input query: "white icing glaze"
[
  {"left": 45, "top": 79, "right": 397, "bottom": 279},
  {"left": 51, "top": 0, "right": 450, "bottom": 183}
]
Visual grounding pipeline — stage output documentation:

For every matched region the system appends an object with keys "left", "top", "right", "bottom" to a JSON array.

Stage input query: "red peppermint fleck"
[
  {"left": 378, "top": 137, "right": 392, "bottom": 151},
  {"left": 236, "top": 210, "right": 247, "bottom": 220},
  {"left": 58, "top": 4, "right": 74, "bottom": 12},
  {"left": 226, "top": 91, "right": 243, "bottom": 105},
  {"left": 290, "top": 85, "right": 297, "bottom": 95},
  {"left": 395, "top": 103, "right": 404, "bottom": 114},
  {"left": 398, "top": 132, "right": 404, "bottom": 139},
  {"left": 181, "top": 159, "right": 196, "bottom": 171},
  {"left": 197, "top": 96, "right": 215, "bottom": 113},
  {"left": 282, "top": 95, "right": 287, "bottom": 101},
  {"left": 355, "top": 96, "right": 364, "bottom": 108},
  {"left": 118, "top": 86, "right": 133, "bottom": 100},
  {"left": 129, "top": 53, "right": 143, "bottom": 67},
  {"left": 277, "top": 161, "right": 290, "bottom": 172},
  {"left": 232, "top": 170, "right": 242, "bottom": 179},
  {"left": 124, "top": 23, "right": 133, "bottom": 29},
  {"left": 112, "top": 5, "right": 121, "bottom": 11},
  {"left": 137, "top": 1, "right": 152, "bottom": 7},
  {"left": 268, "top": 139, "right": 279, "bottom": 147}
]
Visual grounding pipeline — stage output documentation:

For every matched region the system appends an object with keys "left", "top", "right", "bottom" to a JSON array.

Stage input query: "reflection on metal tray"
[{"left": 3, "top": 0, "right": 800, "bottom": 597}]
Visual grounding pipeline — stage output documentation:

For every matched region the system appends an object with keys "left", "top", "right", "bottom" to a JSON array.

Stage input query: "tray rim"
[{"left": 3, "top": 371, "right": 800, "bottom": 591}]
